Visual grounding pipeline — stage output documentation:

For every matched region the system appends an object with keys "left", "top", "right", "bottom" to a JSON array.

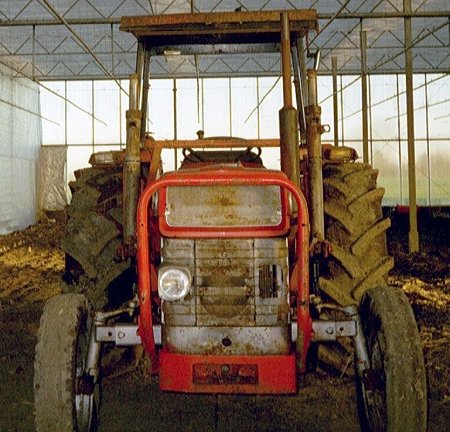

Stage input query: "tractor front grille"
[{"left": 161, "top": 238, "right": 289, "bottom": 327}]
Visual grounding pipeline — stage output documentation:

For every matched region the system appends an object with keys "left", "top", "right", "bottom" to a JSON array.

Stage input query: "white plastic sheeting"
[
  {"left": 0, "top": 64, "right": 41, "bottom": 235},
  {"left": 38, "top": 146, "right": 68, "bottom": 213}
]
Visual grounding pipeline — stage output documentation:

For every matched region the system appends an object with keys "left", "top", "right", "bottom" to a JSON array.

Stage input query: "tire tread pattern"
[
  {"left": 320, "top": 163, "right": 393, "bottom": 305},
  {"left": 34, "top": 294, "right": 88, "bottom": 432},
  {"left": 359, "top": 287, "right": 427, "bottom": 431},
  {"left": 61, "top": 167, "right": 129, "bottom": 308}
]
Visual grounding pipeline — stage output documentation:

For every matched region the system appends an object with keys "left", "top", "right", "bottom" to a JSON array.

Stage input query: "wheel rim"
[
  {"left": 74, "top": 320, "right": 96, "bottom": 432},
  {"left": 361, "top": 330, "right": 387, "bottom": 431},
  {"left": 75, "top": 391, "right": 95, "bottom": 432}
]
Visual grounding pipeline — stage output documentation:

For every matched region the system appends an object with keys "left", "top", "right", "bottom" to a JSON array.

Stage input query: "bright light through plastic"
[{"left": 158, "top": 267, "right": 192, "bottom": 301}]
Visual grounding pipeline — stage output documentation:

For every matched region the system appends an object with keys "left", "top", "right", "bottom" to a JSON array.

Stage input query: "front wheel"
[
  {"left": 34, "top": 294, "right": 99, "bottom": 432},
  {"left": 357, "top": 287, "right": 427, "bottom": 432}
]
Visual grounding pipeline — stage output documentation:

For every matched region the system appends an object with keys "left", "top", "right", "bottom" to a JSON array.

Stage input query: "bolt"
[
  {"left": 326, "top": 326, "right": 334, "bottom": 335},
  {"left": 118, "top": 331, "right": 125, "bottom": 339}
]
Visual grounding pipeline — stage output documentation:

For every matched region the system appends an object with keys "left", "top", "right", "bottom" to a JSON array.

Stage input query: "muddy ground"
[{"left": 0, "top": 212, "right": 449, "bottom": 432}]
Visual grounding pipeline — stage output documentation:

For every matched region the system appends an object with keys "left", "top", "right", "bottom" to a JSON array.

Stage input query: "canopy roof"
[{"left": 0, "top": 0, "right": 448, "bottom": 80}]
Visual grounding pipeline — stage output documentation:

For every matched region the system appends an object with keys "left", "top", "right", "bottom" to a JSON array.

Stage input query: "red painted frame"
[
  {"left": 136, "top": 167, "right": 312, "bottom": 390},
  {"left": 157, "top": 167, "right": 290, "bottom": 238},
  {"left": 159, "top": 351, "right": 297, "bottom": 394}
]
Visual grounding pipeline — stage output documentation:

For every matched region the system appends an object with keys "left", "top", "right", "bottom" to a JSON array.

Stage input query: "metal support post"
[
  {"left": 123, "top": 74, "right": 142, "bottom": 250},
  {"left": 292, "top": 39, "right": 307, "bottom": 144},
  {"left": 360, "top": 29, "right": 369, "bottom": 163},
  {"left": 140, "top": 50, "right": 151, "bottom": 141},
  {"left": 404, "top": 0, "right": 419, "bottom": 252},
  {"left": 306, "top": 68, "right": 325, "bottom": 240},
  {"left": 332, "top": 56, "right": 339, "bottom": 147},
  {"left": 341, "top": 305, "right": 370, "bottom": 377},
  {"left": 279, "top": 12, "right": 300, "bottom": 187},
  {"left": 135, "top": 41, "right": 145, "bottom": 107}
]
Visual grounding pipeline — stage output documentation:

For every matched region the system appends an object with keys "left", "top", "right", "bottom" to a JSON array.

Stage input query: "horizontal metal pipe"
[{"left": 1, "top": 12, "right": 448, "bottom": 26}]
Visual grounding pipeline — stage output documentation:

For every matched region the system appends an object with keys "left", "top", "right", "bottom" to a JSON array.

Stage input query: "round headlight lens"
[{"left": 158, "top": 267, "right": 192, "bottom": 301}]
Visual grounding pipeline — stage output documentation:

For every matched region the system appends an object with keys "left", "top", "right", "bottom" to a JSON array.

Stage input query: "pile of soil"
[{"left": 0, "top": 214, "right": 448, "bottom": 431}]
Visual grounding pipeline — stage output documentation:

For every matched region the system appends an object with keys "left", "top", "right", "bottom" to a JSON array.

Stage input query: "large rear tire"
[
  {"left": 34, "top": 294, "right": 99, "bottom": 432},
  {"left": 357, "top": 287, "right": 427, "bottom": 432},
  {"left": 62, "top": 166, "right": 133, "bottom": 309},
  {"left": 321, "top": 163, "right": 394, "bottom": 305}
]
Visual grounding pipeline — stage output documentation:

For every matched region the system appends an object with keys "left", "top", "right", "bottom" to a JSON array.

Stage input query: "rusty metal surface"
[
  {"left": 279, "top": 107, "right": 300, "bottom": 187},
  {"left": 163, "top": 326, "right": 290, "bottom": 355},
  {"left": 120, "top": 10, "right": 318, "bottom": 44},
  {"left": 165, "top": 185, "right": 283, "bottom": 228},
  {"left": 281, "top": 12, "right": 293, "bottom": 108},
  {"left": 306, "top": 69, "right": 325, "bottom": 240},
  {"left": 144, "top": 138, "right": 280, "bottom": 149},
  {"left": 161, "top": 237, "right": 290, "bottom": 354}
]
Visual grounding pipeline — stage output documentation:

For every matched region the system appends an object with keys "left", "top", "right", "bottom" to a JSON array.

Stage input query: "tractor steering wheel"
[
  {"left": 182, "top": 147, "right": 206, "bottom": 162},
  {"left": 233, "top": 147, "right": 262, "bottom": 163}
]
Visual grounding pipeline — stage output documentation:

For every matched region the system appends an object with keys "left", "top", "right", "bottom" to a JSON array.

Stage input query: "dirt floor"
[{"left": 0, "top": 211, "right": 449, "bottom": 432}]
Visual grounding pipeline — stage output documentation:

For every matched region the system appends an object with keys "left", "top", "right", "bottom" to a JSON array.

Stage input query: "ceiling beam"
[{"left": 0, "top": 11, "right": 448, "bottom": 27}]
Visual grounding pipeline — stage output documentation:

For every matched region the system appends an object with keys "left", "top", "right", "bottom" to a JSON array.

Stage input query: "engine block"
[{"left": 161, "top": 238, "right": 290, "bottom": 355}]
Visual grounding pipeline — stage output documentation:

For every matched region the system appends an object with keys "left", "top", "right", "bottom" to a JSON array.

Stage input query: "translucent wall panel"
[
  {"left": 66, "top": 81, "right": 93, "bottom": 145},
  {"left": 40, "top": 73, "right": 449, "bottom": 207},
  {"left": 94, "top": 81, "right": 120, "bottom": 144},
  {"left": 203, "top": 78, "right": 231, "bottom": 136},
  {"left": 370, "top": 75, "right": 405, "bottom": 142},
  {"left": 148, "top": 79, "right": 174, "bottom": 139},
  {"left": 372, "top": 140, "right": 401, "bottom": 206},
  {"left": 412, "top": 75, "right": 427, "bottom": 140},
  {"left": 67, "top": 146, "right": 95, "bottom": 183},
  {"left": 231, "top": 78, "right": 258, "bottom": 139},
  {"left": 41, "top": 82, "right": 66, "bottom": 145},
  {"left": 258, "top": 77, "right": 282, "bottom": 139},
  {"left": 429, "top": 141, "right": 450, "bottom": 205},
  {"left": 341, "top": 76, "right": 362, "bottom": 142},
  {"left": 318, "top": 76, "right": 334, "bottom": 144},
  {"left": 0, "top": 66, "right": 41, "bottom": 234},
  {"left": 415, "top": 140, "right": 431, "bottom": 205},
  {"left": 399, "top": 140, "right": 409, "bottom": 205},
  {"left": 258, "top": 77, "right": 282, "bottom": 170},
  {"left": 120, "top": 80, "right": 128, "bottom": 146},
  {"left": 174, "top": 79, "right": 198, "bottom": 139},
  {"left": 427, "top": 74, "right": 450, "bottom": 140}
]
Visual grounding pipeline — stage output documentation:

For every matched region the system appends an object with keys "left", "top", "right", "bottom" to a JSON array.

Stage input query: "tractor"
[{"left": 34, "top": 9, "right": 427, "bottom": 432}]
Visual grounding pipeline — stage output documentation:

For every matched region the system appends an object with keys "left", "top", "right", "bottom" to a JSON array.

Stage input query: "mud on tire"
[
  {"left": 62, "top": 166, "right": 133, "bottom": 309},
  {"left": 357, "top": 286, "right": 427, "bottom": 432},
  {"left": 320, "top": 163, "right": 394, "bottom": 305},
  {"left": 34, "top": 294, "right": 98, "bottom": 432}
]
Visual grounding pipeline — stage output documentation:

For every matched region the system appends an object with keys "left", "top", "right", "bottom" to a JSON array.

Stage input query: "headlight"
[{"left": 158, "top": 267, "right": 192, "bottom": 301}]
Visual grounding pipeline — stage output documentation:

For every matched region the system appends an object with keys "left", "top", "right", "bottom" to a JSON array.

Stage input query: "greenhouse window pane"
[
  {"left": 41, "top": 82, "right": 65, "bottom": 145},
  {"left": 318, "top": 76, "right": 334, "bottom": 144},
  {"left": 412, "top": 75, "right": 427, "bottom": 141},
  {"left": 66, "top": 81, "right": 93, "bottom": 145},
  {"left": 148, "top": 79, "right": 174, "bottom": 140},
  {"left": 341, "top": 76, "right": 361, "bottom": 141},
  {"left": 429, "top": 141, "right": 450, "bottom": 205},
  {"left": 175, "top": 79, "right": 198, "bottom": 140},
  {"left": 203, "top": 78, "right": 230, "bottom": 137},
  {"left": 427, "top": 74, "right": 450, "bottom": 140},
  {"left": 372, "top": 140, "right": 401, "bottom": 206},
  {"left": 67, "top": 145, "right": 93, "bottom": 185},
  {"left": 94, "top": 81, "right": 120, "bottom": 144},
  {"left": 231, "top": 78, "right": 258, "bottom": 139},
  {"left": 415, "top": 140, "right": 431, "bottom": 206},
  {"left": 258, "top": 77, "right": 282, "bottom": 139},
  {"left": 369, "top": 75, "right": 399, "bottom": 142},
  {"left": 120, "top": 80, "right": 128, "bottom": 146}
]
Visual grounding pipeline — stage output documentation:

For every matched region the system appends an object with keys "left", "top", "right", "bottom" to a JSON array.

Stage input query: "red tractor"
[{"left": 34, "top": 10, "right": 427, "bottom": 432}]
